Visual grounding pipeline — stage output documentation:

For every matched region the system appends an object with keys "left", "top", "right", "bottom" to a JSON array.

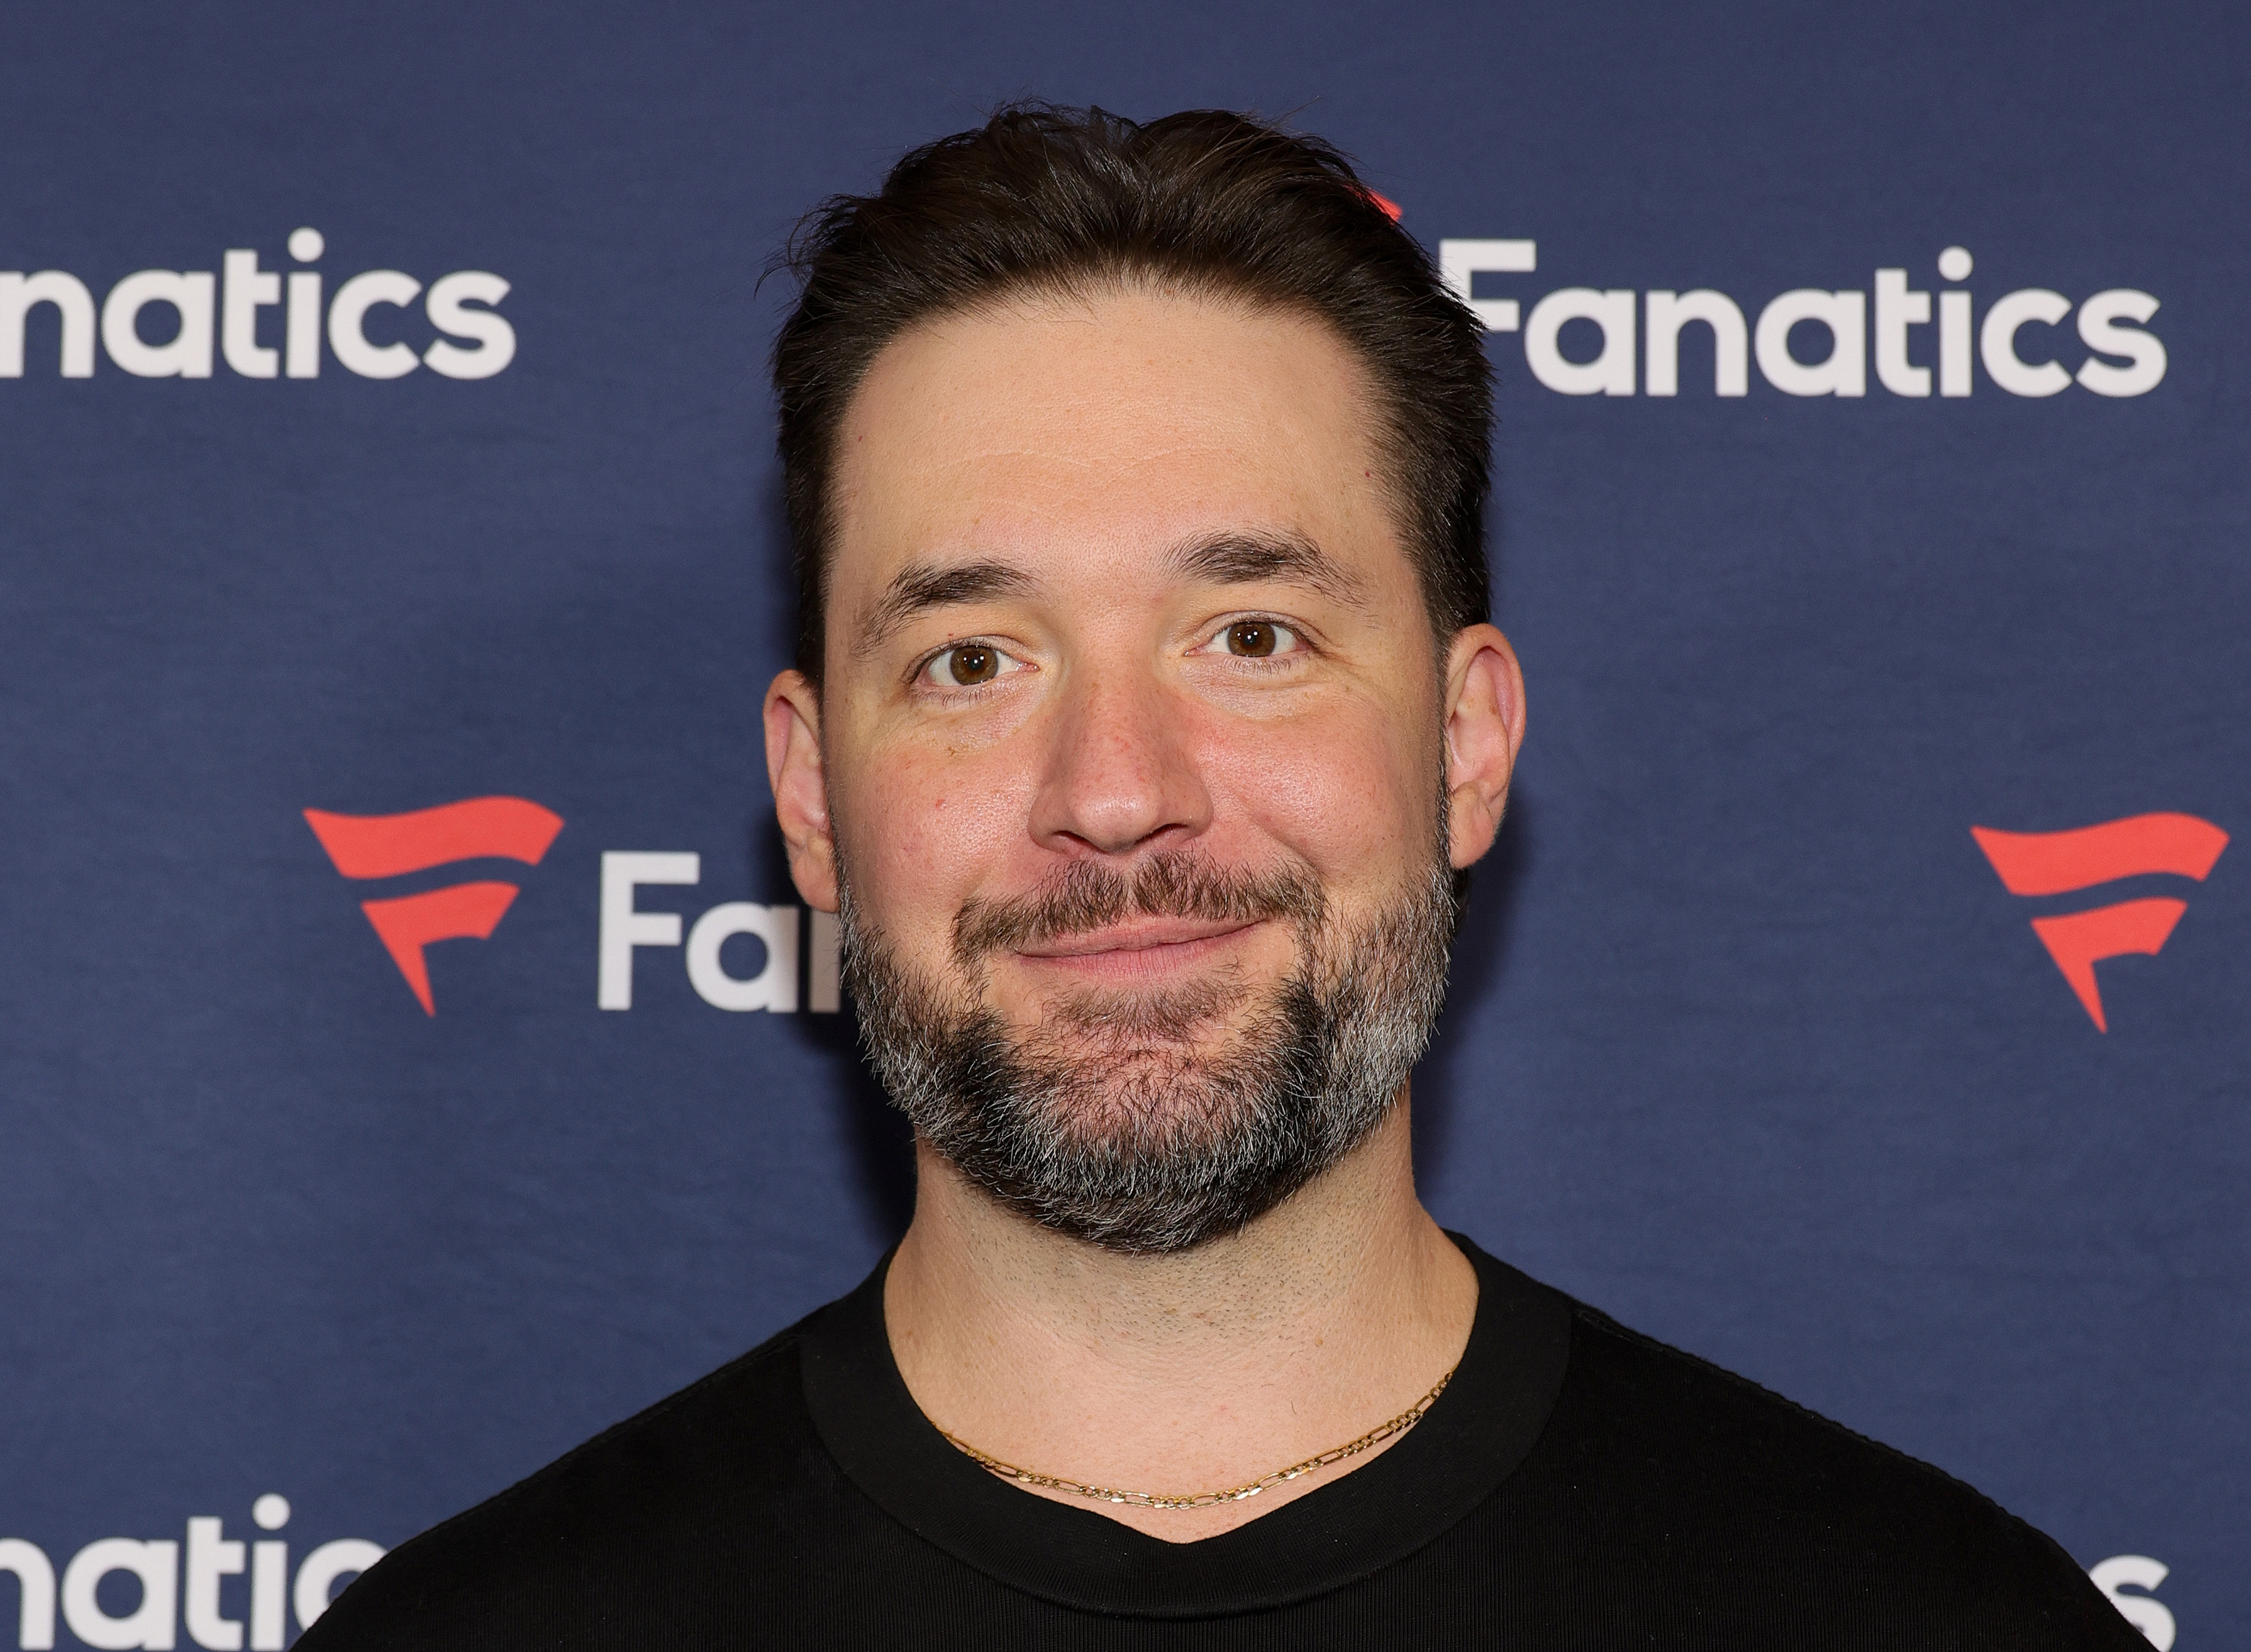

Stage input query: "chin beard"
[{"left": 837, "top": 831, "right": 1459, "bottom": 1256}]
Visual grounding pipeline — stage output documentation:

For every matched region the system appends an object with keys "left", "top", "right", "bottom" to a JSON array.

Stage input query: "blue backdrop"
[{"left": 3, "top": 1, "right": 2240, "bottom": 1644}]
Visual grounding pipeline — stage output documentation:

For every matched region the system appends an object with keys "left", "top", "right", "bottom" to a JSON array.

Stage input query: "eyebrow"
[
  {"left": 855, "top": 559, "right": 1038, "bottom": 655},
  {"left": 853, "top": 531, "right": 1359, "bottom": 655},
  {"left": 1166, "top": 530, "right": 1365, "bottom": 604}
]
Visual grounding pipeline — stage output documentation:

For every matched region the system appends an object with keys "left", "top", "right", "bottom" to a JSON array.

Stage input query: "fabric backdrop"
[{"left": 2, "top": 2, "right": 2240, "bottom": 1646}]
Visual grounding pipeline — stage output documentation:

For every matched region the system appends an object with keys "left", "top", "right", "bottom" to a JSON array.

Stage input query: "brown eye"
[
  {"left": 941, "top": 645, "right": 999, "bottom": 685},
  {"left": 1226, "top": 621, "right": 1277, "bottom": 657}
]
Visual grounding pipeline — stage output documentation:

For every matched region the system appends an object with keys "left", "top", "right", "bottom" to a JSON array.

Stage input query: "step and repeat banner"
[{"left": 1, "top": 1, "right": 2240, "bottom": 1645}]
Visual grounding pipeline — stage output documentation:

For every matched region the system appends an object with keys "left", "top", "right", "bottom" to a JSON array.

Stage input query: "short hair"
[{"left": 771, "top": 104, "right": 1494, "bottom": 684}]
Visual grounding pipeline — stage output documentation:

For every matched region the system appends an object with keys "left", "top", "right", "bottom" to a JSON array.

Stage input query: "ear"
[
  {"left": 1440, "top": 624, "right": 1526, "bottom": 870},
  {"left": 764, "top": 668, "right": 838, "bottom": 912}
]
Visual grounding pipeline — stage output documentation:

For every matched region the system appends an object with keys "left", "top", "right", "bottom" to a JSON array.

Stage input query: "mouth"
[{"left": 1011, "top": 917, "right": 1264, "bottom": 982}]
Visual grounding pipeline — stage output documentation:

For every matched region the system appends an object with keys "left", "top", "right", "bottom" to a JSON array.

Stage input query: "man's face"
[{"left": 767, "top": 287, "right": 1521, "bottom": 1250}]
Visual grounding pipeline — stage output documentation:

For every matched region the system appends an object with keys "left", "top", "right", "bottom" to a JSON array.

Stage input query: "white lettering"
[
  {"left": 1437, "top": 239, "right": 1537, "bottom": 331},
  {"left": 1938, "top": 290, "right": 1973, "bottom": 397},
  {"left": 1980, "top": 288, "right": 2074, "bottom": 396},
  {"left": 423, "top": 272, "right": 516, "bottom": 379},
  {"left": 247, "top": 1495, "right": 287, "bottom": 1651},
  {"left": 284, "top": 232, "right": 323, "bottom": 380},
  {"left": 1525, "top": 288, "right": 1635, "bottom": 396},
  {"left": 2076, "top": 289, "right": 2166, "bottom": 397},
  {"left": 686, "top": 902, "right": 801, "bottom": 1012},
  {"left": 1873, "top": 269, "right": 1931, "bottom": 396},
  {"left": 326, "top": 270, "right": 422, "bottom": 379},
  {"left": 1755, "top": 289, "right": 1866, "bottom": 397},
  {"left": 0, "top": 1539, "right": 55, "bottom": 1650},
  {"left": 1935, "top": 248, "right": 1974, "bottom": 397},
  {"left": 247, "top": 1544, "right": 285, "bottom": 1652},
  {"left": 182, "top": 1521, "right": 243, "bottom": 1651},
  {"left": 2089, "top": 1556, "right": 2175, "bottom": 1651},
  {"left": 61, "top": 1539, "right": 177, "bottom": 1651},
  {"left": 1643, "top": 290, "right": 1747, "bottom": 397},
  {"left": 102, "top": 272, "right": 215, "bottom": 379},
  {"left": 220, "top": 253, "right": 279, "bottom": 379},
  {"left": 0, "top": 272, "right": 96, "bottom": 379},
  {"left": 13, "top": 1504, "right": 383, "bottom": 1652},
  {"left": 291, "top": 1541, "right": 382, "bottom": 1634},
  {"left": 598, "top": 852, "right": 700, "bottom": 1009}
]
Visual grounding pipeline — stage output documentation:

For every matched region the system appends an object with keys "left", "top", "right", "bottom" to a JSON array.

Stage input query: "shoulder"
[
  {"left": 1513, "top": 1299, "right": 2143, "bottom": 1648},
  {"left": 297, "top": 1315, "right": 828, "bottom": 1651},
  {"left": 1555, "top": 1300, "right": 2026, "bottom": 1528}
]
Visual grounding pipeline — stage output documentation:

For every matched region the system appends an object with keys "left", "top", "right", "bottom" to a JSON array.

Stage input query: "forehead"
[{"left": 826, "top": 287, "right": 1408, "bottom": 607}]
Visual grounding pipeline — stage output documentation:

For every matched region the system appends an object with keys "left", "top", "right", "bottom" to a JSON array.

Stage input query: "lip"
[{"left": 1013, "top": 917, "right": 1260, "bottom": 961}]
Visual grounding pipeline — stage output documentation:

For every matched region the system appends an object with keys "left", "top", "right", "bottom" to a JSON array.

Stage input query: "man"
[{"left": 305, "top": 106, "right": 2140, "bottom": 1648}]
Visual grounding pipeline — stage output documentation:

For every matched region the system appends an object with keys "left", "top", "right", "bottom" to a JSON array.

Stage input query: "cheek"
[
  {"left": 1205, "top": 697, "right": 1438, "bottom": 882},
  {"left": 831, "top": 741, "right": 1031, "bottom": 939}
]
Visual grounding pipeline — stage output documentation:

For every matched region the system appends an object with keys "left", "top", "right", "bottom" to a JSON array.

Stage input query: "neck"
[{"left": 883, "top": 1091, "right": 1479, "bottom": 1541}]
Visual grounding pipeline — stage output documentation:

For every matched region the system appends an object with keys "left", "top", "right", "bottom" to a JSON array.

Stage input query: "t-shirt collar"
[{"left": 799, "top": 1231, "right": 1572, "bottom": 1617}]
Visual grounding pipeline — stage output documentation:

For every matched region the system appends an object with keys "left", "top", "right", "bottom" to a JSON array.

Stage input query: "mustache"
[{"left": 951, "top": 852, "right": 1327, "bottom": 966}]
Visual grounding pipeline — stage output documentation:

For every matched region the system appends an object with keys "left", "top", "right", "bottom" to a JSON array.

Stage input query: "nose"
[{"left": 1027, "top": 664, "right": 1212, "bottom": 858}]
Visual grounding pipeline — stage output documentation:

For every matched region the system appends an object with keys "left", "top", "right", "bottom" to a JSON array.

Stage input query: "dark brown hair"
[{"left": 772, "top": 104, "right": 1494, "bottom": 682}]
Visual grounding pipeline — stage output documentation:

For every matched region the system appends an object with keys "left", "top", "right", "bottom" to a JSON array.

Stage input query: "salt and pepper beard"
[{"left": 837, "top": 801, "right": 1460, "bottom": 1255}]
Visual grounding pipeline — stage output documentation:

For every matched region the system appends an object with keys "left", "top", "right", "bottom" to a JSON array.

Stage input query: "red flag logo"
[
  {"left": 304, "top": 797, "right": 564, "bottom": 1014},
  {"left": 1970, "top": 813, "right": 2228, "bottom": 1031}
]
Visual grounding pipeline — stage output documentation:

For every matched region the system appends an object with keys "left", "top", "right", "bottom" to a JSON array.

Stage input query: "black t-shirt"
[{"left": 303, "top": 1238, "right": 2141, "bottom": 1648}]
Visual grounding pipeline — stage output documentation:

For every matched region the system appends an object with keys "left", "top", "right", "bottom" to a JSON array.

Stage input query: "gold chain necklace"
[{"left": 939, "top": 1365, "right": 1456, "bottom": 1512}]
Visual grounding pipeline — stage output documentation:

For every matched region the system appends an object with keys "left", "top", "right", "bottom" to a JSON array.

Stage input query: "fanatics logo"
[
  {"left": 3, "top": 229, "right": 514, "bottom": 382},
  {"left": 304, "top": 796, "right": 564, "bottom": 1014},
  {"left": 1970, "top": 812, "right": 2228, "bottom": 1031},
  {"left": 1440, "top": 238, "right": 2166, "bottom": 398}
]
